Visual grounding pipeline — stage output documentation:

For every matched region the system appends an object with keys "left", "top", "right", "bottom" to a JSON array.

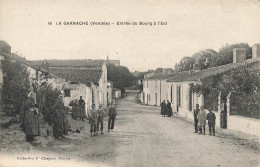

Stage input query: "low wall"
[
  {"left": 228, "top": 115, "right": 260, "bottom": 137},
  {"left": 178, "top": 108, "right": 260, "bottom": 137}
]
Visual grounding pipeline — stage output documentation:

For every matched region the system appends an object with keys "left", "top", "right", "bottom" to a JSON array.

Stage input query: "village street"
[
  {"left": 1, "top": 91, "right": 259, "bottom": 167},
  {"left": 20, "top": 90, "right": 257, "bottom": 167}
]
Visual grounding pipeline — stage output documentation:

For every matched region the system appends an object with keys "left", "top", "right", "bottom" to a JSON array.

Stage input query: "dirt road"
[{"left": 2, "top": 91, "right": 259, "bottom": 167}]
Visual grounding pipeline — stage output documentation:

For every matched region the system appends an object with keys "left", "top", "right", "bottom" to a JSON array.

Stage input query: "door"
[
  {"left": 189, "top": 87, "right": 192, "bottom": 111},
  {"left": 155, "top": 93, "right": 157, "bottom": 106}
]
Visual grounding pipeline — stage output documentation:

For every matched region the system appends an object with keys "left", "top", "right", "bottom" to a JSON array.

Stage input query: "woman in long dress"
[
  {"left": 24, "top": 92, "right": 40, "bottom": 142},
  {"left": 52, "top": 95, "right": 67, "bottom": 138}
]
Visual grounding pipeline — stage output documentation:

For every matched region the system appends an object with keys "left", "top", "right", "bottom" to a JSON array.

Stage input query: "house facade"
[
  {"left": 166, "top": 44, "right": 260, "bottom": 137},
  {"left": 28, "top": 59, "right": 108, "bottom": 112},
  {"left": 141, "top": 69, "right": 174, "bottom": 106}
]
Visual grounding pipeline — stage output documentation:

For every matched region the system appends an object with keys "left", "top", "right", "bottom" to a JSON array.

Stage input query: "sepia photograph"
[{"left": 0, "top": 0, "right": 260, "bottom": 166}]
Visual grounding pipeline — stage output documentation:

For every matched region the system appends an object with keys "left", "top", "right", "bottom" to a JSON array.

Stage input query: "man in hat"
[
  {"left": 193, "top": 104, "right": 200, "bottom": 133},
  {"left": 206, "top": 107, "right": 216, "bottom": 136},
  {"left": 97, "top": 104, "right": 105, "bottom": 134}
]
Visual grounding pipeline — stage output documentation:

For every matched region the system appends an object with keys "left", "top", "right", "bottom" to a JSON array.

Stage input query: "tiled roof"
[
  {"left": 28, "top": 59, "right": 105, "bottom": 68},
  {"left": 167, "top": 59, "right": 260, "bottom": 82},
  {"left": 49, "top": 67, "right": 102, "bottom": 85},
  {"left": 144, "top": 72, "right": 176, "bottom": 81}
]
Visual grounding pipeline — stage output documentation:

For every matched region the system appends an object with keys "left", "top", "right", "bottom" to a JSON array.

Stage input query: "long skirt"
[
  {"left": 24, "top": 110, "right": 40, "bottom": 136},
  {"left": 54, "top": 112, "right": 66, "bottom": 136},
  {"left": 79, "top": 107, "right": 86, "bottom": 118}
]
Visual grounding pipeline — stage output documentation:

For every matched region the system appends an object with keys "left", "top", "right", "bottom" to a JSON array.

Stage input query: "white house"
[
  {"left": 141, "top": 69, "right": 174, "bottom": 106},
  {"left": 166, "top": 44, "right": 260, "bottom": 137},
  {"left": 28, "top": 59, "right": 108, "bottom": 111},
  {"left": 113, "top": 88, "right": 121, "bottom": 99}
]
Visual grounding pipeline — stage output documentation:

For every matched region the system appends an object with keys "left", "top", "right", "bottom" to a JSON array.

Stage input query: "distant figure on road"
[
  {"left": 89, "top": 104, "right": 98, "bottom": 137},
  {"left": 197, "top": 105, "right": 206, "bottom": 135},
  {"left": 108, "top": 102, "right": 117, "bottom": 132},
  {"left": 193, "top": 104, "right": 200, "bottom": 133},
  {"left": 78, "top": 96, "right": 86, "bottom": 121},
  {"left": 166, "top": 100, "right": 173, "bottom": 117},
  {"left": 24, "top": 92, "right": 40, "bottom": 142},
  {"left": 160, "top": 100, "right": 167, "bottom": 117},
  {"left": 97, "top": 104, "right": 105, "bottom": 134},
  {"left": 206, "top": 107, "right": 216, "bottom": 136}
]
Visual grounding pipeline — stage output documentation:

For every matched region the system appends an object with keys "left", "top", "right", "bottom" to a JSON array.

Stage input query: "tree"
[
  {"left": 2, "top": 58, "right": 30, "bottom": 115},
  {"left": 180, "top": 56, "right": 195, "bottom": 71},
  {"left": 107, "top": 63, "right": 135, "bottom": 93},
  {"left": 216, "top": 43, "right": 252, "bottom": 66},
  {"left": 191, "top": 49, "right": 218, "bottom": 70},
  {"left": 192, "top": 66, "right": 260, "bottom": 118}
]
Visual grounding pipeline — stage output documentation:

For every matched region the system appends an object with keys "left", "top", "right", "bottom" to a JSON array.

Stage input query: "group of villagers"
[
  {"left": 23, "top": 91, "right": 117, "bottom": 141},
  {"left": 23, "top": 91, "right": 67, "bottom": 141}
]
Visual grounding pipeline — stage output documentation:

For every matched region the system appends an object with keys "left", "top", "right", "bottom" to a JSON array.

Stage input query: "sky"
[{"left": 0, "top": 0, "right": 260, "bottom": 72}]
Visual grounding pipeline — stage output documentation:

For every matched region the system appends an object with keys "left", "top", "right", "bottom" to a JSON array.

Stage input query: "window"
[
  {"left": 170, "top": 85, "right": 173, "bottom": 103},
  {"left": 64, "top": 90, "right": 71, "bottom": 97}
]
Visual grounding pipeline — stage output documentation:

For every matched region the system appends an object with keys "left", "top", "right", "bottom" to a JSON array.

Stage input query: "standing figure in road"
[
  {"left": 160, "top": 100, "right": 167, "bottom": 117},
  {"left": 52, "top": 95, "right": 67, "bottom": 138},
  {"left": 78, "top": 96, "right": 86, "bottom": 121},
  {"left": 193, "top": 104, "right": 200, "bottom": 133},
  {"left": 89, "top": 104, "right": 98, "bottom": 136},
  {"left": 24, "top": 92, "right": 40, "bottom": 142},
  {"left": 197, "top": 105, "right": 206, "bottom": 135},
  {"left": 97, "top": 104, "right": 105, "bottom": 134},
  {"left": 166, "top": 100, "right": 173, "bottom": 117},
  {"left": 206, "top": 108, "right": 216, "bottom": 136},
  {"left": 108, "top": 102, "right": 117, "bottom": 132},
  {"left": 69, "top": 100, "right": 78, "bottom": 120}
]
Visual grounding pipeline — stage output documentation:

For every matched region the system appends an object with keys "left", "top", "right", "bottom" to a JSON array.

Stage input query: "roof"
[
  {"left": 167, "top": 59, "right": 260, "bottom": 82},
  {"left": 144, "top": 72, "right": 176, "bottom": 81},
  {"left": 113, "top": 88, "right": 121, "bottom": 91},
  {"left": 28, "top": 59, "right": 105, "bottom": 68},
  {"left": 49, "top": 68, "right": 102, "bottom": 86}
]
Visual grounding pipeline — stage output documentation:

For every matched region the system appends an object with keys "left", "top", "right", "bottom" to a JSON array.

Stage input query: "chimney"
[
  {"left": 233, "top": 48, "right": 246, "bottom": 63},
  {"left": 163, "top": 69, "right": 169, "bottom": 75},
  {"left": 252, "top": 44, "right": 260, "bottom": 60}
]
